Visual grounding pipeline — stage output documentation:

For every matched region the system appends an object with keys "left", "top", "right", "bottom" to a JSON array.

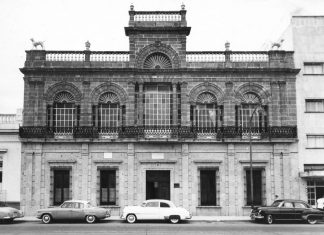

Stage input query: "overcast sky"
[{"left": 0, "top": 0, "right": 324, "bottom": 114}]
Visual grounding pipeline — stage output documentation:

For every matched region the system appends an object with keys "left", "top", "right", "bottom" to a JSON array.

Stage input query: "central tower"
[{"left": 125, "top": 4, "right": 191, "bottom": 68}]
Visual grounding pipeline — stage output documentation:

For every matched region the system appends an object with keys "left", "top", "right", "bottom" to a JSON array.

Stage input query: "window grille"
[
  {"left": 198, "top": 169, "right": 220, "bottom": 206},
  {"left": 144, "top": 85, "right": 172, "bottom": 126},
  {"left": 244, "top": 168, "right": 266, "bottom": 206}
]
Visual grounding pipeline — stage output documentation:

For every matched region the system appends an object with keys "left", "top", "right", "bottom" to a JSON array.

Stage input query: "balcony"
[{"left": 19, "top": 125, "right": 297, "bottom": 141}]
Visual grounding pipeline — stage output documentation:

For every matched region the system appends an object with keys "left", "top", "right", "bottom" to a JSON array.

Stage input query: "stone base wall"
[{"left": 21, "top": 141, "right": 299, "bottom": 216}]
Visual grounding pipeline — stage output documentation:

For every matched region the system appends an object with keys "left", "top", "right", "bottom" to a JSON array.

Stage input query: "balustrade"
[
  {"left": 19, "top": 125, "right": 297, "bottom": 139},
  {"left": 134, "top": 12, "right": 181, "bottom": 21},
  {"left": 186, "top": 51, "right": 269, "bottom": 62}
]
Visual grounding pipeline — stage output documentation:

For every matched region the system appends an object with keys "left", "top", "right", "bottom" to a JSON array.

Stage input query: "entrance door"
[
  {"left": 146, "top": 170, "right": 170, "bottom": 200},
  {"left": 54, "top": 170, "right": 70, "bottom": 205}
]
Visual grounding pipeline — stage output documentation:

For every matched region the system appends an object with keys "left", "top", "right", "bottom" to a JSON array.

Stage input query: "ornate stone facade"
[{"left": 19, "top": 7, "right": 300, "bottom": 216}]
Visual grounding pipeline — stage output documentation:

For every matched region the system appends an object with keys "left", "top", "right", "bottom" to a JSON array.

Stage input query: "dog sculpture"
[
  {"left": 271, "top": 39, "right": 284, "bottom": 50},
  {"left": 30, "top": 38, "right": 45, "bottom": 50}
]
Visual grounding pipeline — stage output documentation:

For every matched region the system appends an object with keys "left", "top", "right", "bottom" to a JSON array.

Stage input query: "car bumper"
[{"left": 250, "top": 214, "right": 264, "bottom": 220}]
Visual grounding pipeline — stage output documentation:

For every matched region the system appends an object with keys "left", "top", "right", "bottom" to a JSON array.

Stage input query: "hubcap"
[
  {"left": 88, "top": 216, "right": 94, "bottom": 222},
  {"left": 128, "top": 215, "right": 135, "bottom": 222},
  {"left": 43, "top": 215, "right": 50, "bottom": 223}
]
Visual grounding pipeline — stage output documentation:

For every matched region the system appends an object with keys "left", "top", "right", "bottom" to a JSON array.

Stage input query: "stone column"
[
  {"left": 180, "top": 82, "right": 189, "bottom": 126},
  {"left": 172, "top": 83, "right": 178, "bottom": 125},
  {"left": 181, "top": 144, "right": 189, "bottom": 209},
  {"left": 223, "top": 82, "right": 235, "bottom": 126},
  {"left": 278, "top": 81, "right": 288, "bottom": 126},
  {"left": 138, "top": 83, "right": 144, "bottom": 125},
  {"left": 126, "top": 82, "right": 135, "bottom": 126},
  {"left": 127, "top": 143, "right": 135, "bottom": 205},
  {"left": 81, "top": 143, "right": 89, "bottom": 200},
  {"left": 81, "top": 81, "right": 91, "bottom": 126},
  {"left": 270, "top": 82, "right": 280, "bottom": 126}
]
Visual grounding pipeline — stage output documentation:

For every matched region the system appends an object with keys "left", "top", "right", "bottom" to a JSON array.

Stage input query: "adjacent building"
[
  {"left": 285, "top": 16, "right": 324, "bottom": 206},
  {"left": 19, "top": 6, "right": 299, "bottom": 216},
  {"left": 0, "top": 109, "right": 22, "bottom": 208}
]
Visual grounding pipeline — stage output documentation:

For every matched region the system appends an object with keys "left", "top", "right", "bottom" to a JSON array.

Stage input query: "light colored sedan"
[
  {"left": 36, "top": 200, "right": 111, "bottom": 224},
  {"left": 0, "top": 203, "right": 24, "bottom": 223},
  {"left": 121, "top": 199, "right": 191, "bottom": 224}
]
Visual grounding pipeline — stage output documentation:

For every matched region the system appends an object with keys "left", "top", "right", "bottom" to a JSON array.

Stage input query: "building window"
[
  {"left": 306, "top": 99, "right": 324, "bottom": 112},
  {"left": 245, "top": 168, "right": 266, "bottom": 206},
  {"left": 307, "top": 180, "right": 324, "bottom": 206},
  {"left": 100, "top": 170, "right": 116, "bottom": 205},
  {"left": 199, "top": 169, "right": 220, "bottom": 206},
  {"left": 304, "top": 63, "right": 324, "bottom": 74},
  {"left": 53, "top": 169, "right": 71, "bottom": 205},
  {"left": 144, "top": 84, "right": 172, "bottom": 126},
  {"left": 236, "top": 93, "right": 268, "bottom": 135},
  {"left": 307, "top": 135, "right": 324, "bottom": 148},
  {"left": 48, "top": 91, "right": 80, "bottom": 134},
  {"left": 98, "top": 92, "right": 120, "bottom": 128}
]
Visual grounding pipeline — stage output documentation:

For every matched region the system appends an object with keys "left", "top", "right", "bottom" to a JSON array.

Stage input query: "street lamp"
[{"left": 249, "top": 104, "right": 263, "bottom": 209}]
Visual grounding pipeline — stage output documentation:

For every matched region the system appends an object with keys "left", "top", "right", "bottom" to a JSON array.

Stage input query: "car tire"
[
  {"left": 307, "top": 217, "right": 317, "bottom": 224},
  {"left": 169, "top": 215, "right": 180, "bottom": 224},
  {"left": 85, "top": 215, "right": 96, "bottom": 224},
  {"left": 126, "top": 214, "right": 137, "bottom": 224},
  {"left": 41, "top": 214, "right": 52, "bottom": 224},
  {"left": 265, "top": 214, "right": 273, "bottom": 224}
]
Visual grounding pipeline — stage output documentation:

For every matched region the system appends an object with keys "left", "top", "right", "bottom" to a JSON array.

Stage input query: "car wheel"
[
  {"left": 42, "top": 214, "right": 52, "bottom": 224},
  {"left": 265, "top": 214, "right": 273, "bottom": 224},
  {"left": 307, "top": 217, "right": 317, "bottom": 224},
  {"left": 85, "top": 215, "right": 96, "bottom": 224},
  {"left": 126, "top": 214, "right": 137, "bottom": 224},
  {"left": 169, "top": 215, "right": 180, "bottom": 224}
]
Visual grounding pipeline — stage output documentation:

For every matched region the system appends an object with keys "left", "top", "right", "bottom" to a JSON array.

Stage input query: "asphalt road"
[{"left": 0, "top": 221, "right": 324, "bottom": 235}]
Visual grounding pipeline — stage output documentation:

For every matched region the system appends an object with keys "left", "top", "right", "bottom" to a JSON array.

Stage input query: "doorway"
[
  {"left": 53, "top": 170, "right": 70, "bottom": 205},
  {"left": 146, "top": 170, "right": 170, "bottom": 200}
]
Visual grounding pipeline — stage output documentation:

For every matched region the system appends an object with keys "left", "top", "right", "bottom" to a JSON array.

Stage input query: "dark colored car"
[{"left": 250, "top": 199, "right": 324, "bottom": 224}]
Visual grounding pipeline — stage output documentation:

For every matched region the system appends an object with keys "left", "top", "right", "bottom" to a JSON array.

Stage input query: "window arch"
[
  {"left": 236, "top": 92, "right": 268, "bottom": 131},
  {"left": 191, "top": 92, "right": 223, "bottom": 128},
  {"left": 98, "top": 92, "right": 120, "bottom": 128},
  {"left": 143, "top": 53, "right": 172, "bottom": 69},
  {"left": 49, "top": 91, "right": 80, "bottom": 135}
]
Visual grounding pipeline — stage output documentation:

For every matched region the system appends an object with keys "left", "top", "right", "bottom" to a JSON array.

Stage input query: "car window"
[
  {"left": 61, "top": 202, "right": 73, "bottom": 208},
  {"left": 271, "top": 200, "right": 283, "bottom": 207},
  {"left": 294, "top": 202, "right": 307, "bottom": 208},
  {"left": 283, "top": 202, "right": 294, "bottom": 208},
  {"left": 160, "top": 202, "right": 170, "bottom": 208},
  {"left": 73, "top": 203, "right": 83, "bottom": 209},
  {"left": 146, "top": 202, "right": 159, "bottom": 207}
]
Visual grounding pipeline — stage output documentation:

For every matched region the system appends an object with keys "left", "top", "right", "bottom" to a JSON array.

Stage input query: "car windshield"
[
  {"left": 141, "top": 202, "right": 146, "bottom": 207},
  {"left": 85, "top": 202, "right": 93, "bottom": 208},
  {"left": 271, "top": 200, "right": 283, "bottom": 207}
]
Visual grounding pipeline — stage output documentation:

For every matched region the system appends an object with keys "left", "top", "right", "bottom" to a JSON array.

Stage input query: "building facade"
[
  {"left": 19, "top": 6, "right": 299, "bottom": 216},
  {"left": 287, "top": 16, "right": 324, "bottom": 206},
  {"left": 0, "top": 109, "right": 22, "bottom": 208}
]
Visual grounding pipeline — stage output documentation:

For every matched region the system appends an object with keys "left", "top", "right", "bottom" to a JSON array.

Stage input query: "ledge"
[
  {"left": 193, "top": 160, "right": 222, "bottom": 164},
  {"left": 196, "top": 206, "right": 221, "bottom": 208},
  {"left": 93, "top": 160, "right": 123, "bottom": 164},
  {"left": 139, "top": 160, "right": 177, "bottom": 164},
  {"left": 239, "top": 160, "right": 269, "bottom": 164},
  {"left": 47, "top": 160, "right": 77, "bottom": 163}
]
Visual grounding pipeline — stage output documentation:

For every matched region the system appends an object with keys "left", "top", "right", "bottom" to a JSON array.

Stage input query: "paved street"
[{"left": 0, "top": 221, "right": 324, "bottom": 235}]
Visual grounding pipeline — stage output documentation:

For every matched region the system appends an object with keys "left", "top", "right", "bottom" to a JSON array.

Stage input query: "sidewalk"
[{"left": 16, "top": 216, "right": 250, "bottom": 222}]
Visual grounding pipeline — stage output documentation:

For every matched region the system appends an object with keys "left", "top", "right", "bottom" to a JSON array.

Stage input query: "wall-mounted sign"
[
  {"left": 104, "top": 152, "right": 112, "bottom": 159},
  {"left": 152, "top": 153, "right": 164, "bottom": 159}
]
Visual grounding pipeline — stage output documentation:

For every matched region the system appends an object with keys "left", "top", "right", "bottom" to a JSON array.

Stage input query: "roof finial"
[
  {"left": 85, "top": 40, "right": 91, "bottom": 50},
  {"left": 130, "top": 3, "right": 134, "bottom": 11},
  {"left": 225, "top": 41, "right": 230, "bottom": 51},
  {"left": 181, "top": 3, "right": 185, "bottom": 10}
]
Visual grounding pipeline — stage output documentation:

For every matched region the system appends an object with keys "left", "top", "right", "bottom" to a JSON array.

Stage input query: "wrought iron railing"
[{"left": 19, "top": 125, "right": 297, "bottom": 140}]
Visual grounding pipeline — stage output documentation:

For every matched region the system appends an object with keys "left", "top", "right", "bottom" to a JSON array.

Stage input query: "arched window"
[
  {"left": 191, "top": 92, "right": 222, "bottom": 128},
  {"left": 143, "top": 53, "right": 172, "bottom": 69},
  {"left": 51, "top": 91, "right": 79, "bottom": 134},
  {"left": 98, "top": 92, "right": 120, "bottom": 128},
  {"left": 236, "top": 92, "right": 268, "bottom": 130}
]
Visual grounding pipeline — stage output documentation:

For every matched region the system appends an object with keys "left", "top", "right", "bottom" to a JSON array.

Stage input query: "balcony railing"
[{"left": 19, "top": 126, "right": 297, "bottom": 140}]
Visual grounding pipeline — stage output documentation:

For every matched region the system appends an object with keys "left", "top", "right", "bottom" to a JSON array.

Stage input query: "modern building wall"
[
  {"left": 19, "top": 6, "right": 300, "bottom": 216},
  {"left": 0, "top": 109, "right": 22, "bottom": 208},
  {"left": 289, "top": 16, "right": 324, "bottom": 206}
]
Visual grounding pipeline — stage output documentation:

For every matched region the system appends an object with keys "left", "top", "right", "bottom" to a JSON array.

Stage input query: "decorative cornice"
[{"left": 125, "top": 27, "right": 191, "bottom": 36}]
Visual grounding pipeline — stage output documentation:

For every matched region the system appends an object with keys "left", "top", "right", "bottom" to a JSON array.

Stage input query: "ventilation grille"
[
  {"left": 54, "top": 92, "right": 74, "bottom": 103},
  {"left": 99, "top": 92, "right": 119, "bottom": 104},
  {"left": 143, "top": 53, "right": 172, "bottom": 69},
  {"left": 196, "top": 92, "right": 217, "bottom": 104}
]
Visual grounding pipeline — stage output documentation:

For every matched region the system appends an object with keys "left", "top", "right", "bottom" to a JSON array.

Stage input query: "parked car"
[
  {"left": 121, "top": 199, "right": 191, "bottom": 224},
  {"left": 36, "top": 200, "right": 111, "bottom": 224},
  {"left": 250, "top": 199, "right": 324, "bottom": 224},
  {"left": 0, "top": 202, "right": 24, "bottom": 223}
]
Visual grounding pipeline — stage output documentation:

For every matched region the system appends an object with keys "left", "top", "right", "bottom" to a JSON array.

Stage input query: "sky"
[{"left": 0, "top": 0, "right": 324, "bottom": 114}]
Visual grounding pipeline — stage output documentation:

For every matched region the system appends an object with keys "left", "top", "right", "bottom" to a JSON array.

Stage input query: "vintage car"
[
  {"left": 36, "top": 200, "right": 111, "bottom": 224},
  {"left": 250, "top": 199, "right": 324, "bottom": 224},
  {"left": 121, "top": 199, "right": 191, "bottom": 224},
  {"left": 0, "top": 202, "right": 24, "bottom": 223}
]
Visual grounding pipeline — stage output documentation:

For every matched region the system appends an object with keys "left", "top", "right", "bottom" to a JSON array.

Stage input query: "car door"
[
  {"left": 54, "top": 202, "right": 73, "bottom": 219},
  {"left": 70, "top": 202, "right": 85, "bottom": 219},
  {"left": 142, "top": 201, "right": 160, "bottom": 220},
  {"left": 159, "top": 202, "right": 172, "bottom": 219},
  {"left": 278, "top": 201, "right": 295, "bottom": 220},
  {"left": 294, "top": 202, "right": 308, "bottom": 220}
]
